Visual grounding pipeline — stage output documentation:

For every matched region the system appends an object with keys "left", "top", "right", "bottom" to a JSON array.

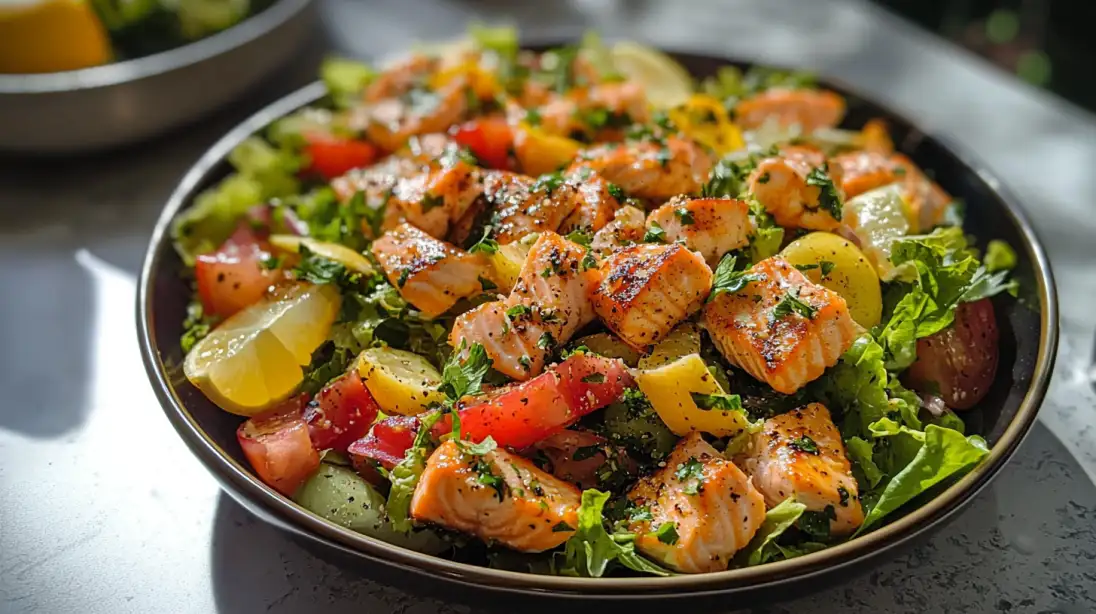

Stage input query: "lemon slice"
[
  {"left": 846, "top": 183, "right": 911, "bottom": 281},
  {"left": 487, "top": 238, "right": 535, "bottom": 293},
  {"left": 269, "top": 235, "right": 375, "bottom": 276},
  {"left": 781, "top": 232, "right": 883, "bottom": 328},
  {"left": 184, "top": 284, "right": 342, "bottom": 416},
  {"left": 357, "top": 347, "right": 446, "bottom": 416},
  {"left": 610, "top": 41, "right": 694, "bottom": 108}
]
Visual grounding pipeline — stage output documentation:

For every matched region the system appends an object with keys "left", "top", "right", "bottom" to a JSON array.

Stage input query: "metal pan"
[
  {"left": 0, "top": 0, "right": 315, "bottom": 155},
  {"left": 137, "top": 49, "right": 1058, "bottom": 609}
]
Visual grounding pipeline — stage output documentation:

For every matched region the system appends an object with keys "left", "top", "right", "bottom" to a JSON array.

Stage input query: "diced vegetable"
[
  {"left": 302, "top": 134, "right": 379, "bottom": 179},
  {"left": 356, "top": 347, "right": 447, "bottom": 416},
  {"left": 195, "top": 223, "right": 279, "bottom": 318},
  {"left": 269, "top": 234, "right": 375, "bottom": 275},
  {"left": 452, "top": 118, "right": 515, "bottom": 170},
  {"left": 348, "top": 414, "right": 420, "bottom": 470},
  {"left": 572, "top": 333, "right": 643, "bottom": 367},
  {"left": 449, "top": 354, "right": 633, "bottom": 449},
  {"left": 295, "top": 463, "right": 448, "bottom": 553},
  {"left": 304, "top": 371, "right": 380, "bottom": 452},
  {"left": 184, "top": 283, "right": 342, "bottom": 416},
  {"left": 513, "top": 125, "right": 583, "bottom": 176},
  {"left": 667, "top": 94, "right": 745, "bottom": 155},
  {"left": 635, "top": 354, "right": 750, "bottom": 437},
  {"left": 780, "top": 231, "right": 883, "bottom": 328},
  {"left": 237, "top": 397, "right": 321, "bottom": 496},
  {"left": 637, "top": 323, "right": 701, "bottom": 370}
]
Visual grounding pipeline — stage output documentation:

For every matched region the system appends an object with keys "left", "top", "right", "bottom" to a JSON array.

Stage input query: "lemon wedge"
[
  {"left": 0, "top": 0, "right": 111, "bottom": 74},
  {"left": 269, "top": 235, "right": 375, "bottom": 276},
  {"left": 184, "top": 283, "right": 342, "bottom": 416},
  {"left": 845, "top": 183, "right": 911, "bottom": 280},
  {"left": 610, "top": 41, "right": 694, "bottom": 108}
]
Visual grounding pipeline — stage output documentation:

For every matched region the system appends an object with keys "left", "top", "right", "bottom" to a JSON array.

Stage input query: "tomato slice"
[
  {"left": 347, "top": 415, "right": 420, "bottom": 470},
  {"left": 304, "top": 372, "right": 380, "bottom": 452},
  {"left": 237, "top": 396, "right": 321, "bottom": 496},
  {"left": 449, "top": 354, "right": 633, "bottom": 449},
  {"left": 452, "top": 118, "right": 514, "bottom": 170},
  {"left": 195, "top": 223, "right": 278, "bottom": 318},
  {"left": 303, "top": 134, "right": 379, "bottom": 179},
  {"left": 903, "top": 299, "right": 999, "bottom": 410},
  {"left": 531, "top": 430, "right": 608, "bottom": 490}
]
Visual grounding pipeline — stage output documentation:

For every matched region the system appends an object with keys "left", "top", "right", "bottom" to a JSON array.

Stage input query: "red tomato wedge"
[
  {"left": 303, "top": 134, "right": 379, "bottom": 179},
  {"left": 304, "top": 372, "right": 380, "bottom": 453},
  {"left": 452, "top": 118, "right": 514, "bottom": 170},
  {"left": 904, "top": 299, "right": 1000, "bottom": 410},
  {"left": 195, "top": 223, "right": 278, "bottom": 318},
  {"left": 237, "top": 396, "right": 321, "bottom": 497},
  {"left": 347, "top": 415, "right": 420, "bottom": 470},
  {"left": 444, "top": 354, "right": 634, "bottom": 449},
  {"left": 531, "top": 430, "right": 609, "bottom": 490}
]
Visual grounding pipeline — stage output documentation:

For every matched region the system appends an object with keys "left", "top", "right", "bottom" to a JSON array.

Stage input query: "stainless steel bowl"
[{"left": 0, "top": 0, "right": 316, "bottom": 155}]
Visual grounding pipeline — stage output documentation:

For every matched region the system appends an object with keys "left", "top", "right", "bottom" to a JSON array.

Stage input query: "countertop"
[{"left": 2, "top": 0, "right": 1096, "bottom": 612}]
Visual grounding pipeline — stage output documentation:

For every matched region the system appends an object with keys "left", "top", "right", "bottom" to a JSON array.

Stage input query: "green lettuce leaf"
[
  {"left": 553, "top": 490, "right": 673, "bottom": 577},
  {"left": 321, "top": 57, "right": 377, "bottom": 108},
  {"left": 857, "top": 425, "right": 989, "bottom": 534},
  {"left": 736, "top": 498, "right": 807, "bottom": 566},
  {"left": 385, "top": 411, "right": 444, "bottom": 533}
]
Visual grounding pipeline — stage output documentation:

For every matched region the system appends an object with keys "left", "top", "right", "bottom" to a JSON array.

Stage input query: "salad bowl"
[{"left": 137, "top": 45, "right": 1057, "bottom": 607}]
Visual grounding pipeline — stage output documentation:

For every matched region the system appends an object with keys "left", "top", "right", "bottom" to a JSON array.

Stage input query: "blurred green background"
[{"left": 875, "top": 0, "right": 1096, "bottom": 112}]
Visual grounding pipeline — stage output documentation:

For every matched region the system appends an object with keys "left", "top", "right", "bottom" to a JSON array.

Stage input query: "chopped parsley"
[
  {"left": 708, "top": 254, "right": 761, "bottom": 302},
  {"left": 439, "top": 342, "right": 493, "bottom": 401},
  {"left": 524, "top": 108, "right": 542, "bottom": 126},
  {"left": 756, "top": 171, "right": 771, "bottom": 184},
  {"left": 259, "top": 254, "right": 283, "bottom": 270},
  {"left": 804, "top": 164, "right": 842, "bottom": 220},
  {"left": 581, "top": 251, "right": 598, "bottom": 271},
  {"left": 506, "top": 304, "right": 532, "bottom": 319},
  {"left": 420, "top": 192, "right": 444, "bottom": 212},
  {"left": 655, "top": 146, "right": 673, "bottom": 167},
  {"left": 788, "top": 435, "right": 820, "bottom": 455},
  {"left": 571, "top": 445, "right": 602, "bottom": 461},
  {"left": 458, "top": 435, "right": 498, "bottom": 456},
  {"left": 552, "top": 521, "right": 575, "bottom": 533},
  {"left": 468, "top": 226, "right": 499, "bottom": 255},
  {"left": 690, "top": 392, "right": 743, "bottom": 411},
  {"left": 478, "top": 275, "right": 498, "bottom": 291},
  {"left": 397, "top": 268, "right": 411, "bottom": 288},
  {"left": 294, "top": 245, "right": 352, "bottom": 286},
  {"left": 629, "top": 505, "right": 653, "bottom": 523},
  {"left": 820, "top": 260, "right": 836, "bottom": 277},
  {"left": 518, "top": 355, "right": 532, "bottom": 370},
  {"left": 533, "top": 171, "right": 565, "bottom": 195},
  {"left": 607, "top": 183, "right": 625, "bottom": 200},
  {"left": 565, "top": 228, "right": 593, "bottom": 248},
  {"left": 674, "top": 457, "right": 705, "bottom": 495},
  {"left": 537, "top": 332, "right": 556, "bottom": 350},
  {"left": 472, "top": 458, "right": 506, "bottom": 500},
  {"left": 798, "top": 505, "right": 837, "bottom": 541},
  {"left": 674, "top": 207, "right": 695, "bottom": 226},
  {"left": 581, "top": 373, "right": 606, "bottom": 384},
  {"left": 643, "top": 222, "right": 667, "bottom": 243},
  {"left": 772, "top": 289, "right": 818, "bottom": 320}
]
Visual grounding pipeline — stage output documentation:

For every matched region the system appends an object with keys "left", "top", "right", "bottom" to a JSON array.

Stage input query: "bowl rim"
[
  {"left": 136, "top": 49, "right": 1059, "bottom": 596},
  {"left": 0, "top": 0, "right": 313, "bottom": 95}
]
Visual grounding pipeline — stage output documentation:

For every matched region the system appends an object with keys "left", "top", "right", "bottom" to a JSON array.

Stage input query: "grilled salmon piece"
[
  {"left": 748, "top": 146, "right": 854, "bottom": 232},
  {"left": 591, "top": 205, "right": 646, "bottom": 256},
  {"left": 356, "top": 74, "right": 473, "bottom": 152},
  {"left": 538, "top": 81, "right": 649, "bottom": 139},
  {"left": 410, "top": 440, "right": 581, "bottom": 552},
  {"left": 831, "top": 150, "right": 903, "bottom": 201},
  {"left": 703, "top": 257, "right": 859, "bottom": 394},
  {"left": 646, "top": 196, "right": 754, "bottom": 265},
  {"left": 558, "top": 170, "right": 623, "bottom": 235},
  {"left": 627, "top": 432, "right": 766, "bottom": 573},
  {"left": 744, "top": 403, "right": 864, "bottom": 536},
  {"left": 450, "top": 232, "right": 598, "bottom": 379},
  {"left": 481, "top": 171, "right": 580, "bottom": 245},
  {"left": 388, "top": 157, "right": 483, "bottom": 238},
  {"left": 575, "top": 136, "right": 713, "bottom": 202},
  {"left": 592, "top": 243, "right": 713, "bottom": 350},
  {"left": 372, "top": 223, "right": 489, "bottom": 318},
  {"left": 734, "top": 88, "right": 845, "bottom": 132},
  {"left": 832, "top": 151, "right": 952, "bottom": 232},
  {"left": 332, "top": 155, "right": 422, "bottom": 237},
  {"left": 362, "top": 54, "right": 438, "bottom": 103}
]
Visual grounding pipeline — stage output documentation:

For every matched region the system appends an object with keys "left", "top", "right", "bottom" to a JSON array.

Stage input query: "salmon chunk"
[
  {"left": 832, "top": 151, "right": 952, "bottom": 232},
  {"left": 734, "top": 88, "right": 845, "bottom": 133},
  {"left": 356, "top": 74, "right": 473, "bottom": 152},
  {"left": 591, "top": 205, "right": 646, "bottom": 256},
  {"left": 646, "top": 196, "right": 754, "bottom": 265},
  {"left": 592, "top": 243, "right": 713, "bottom": 350},
  {"left": 744, "top": 403, "right": 864, "bottom": 536},
  {"left": 410, "top": 440, "right": 581, "bottom": 552},
  {"left": 388, "top": 157, "right": 483, "bottom": 239},
  {"left": 481, "top": 171, "right": 580, "bottom": 245},
  {"left": 450, "top": 232, "right": 598, "bottom": 379},
  {"left": 537, "top": 81, "right": 650, "bottom": 139},
  {"left": 627, "top": 432, "right": 766, "bottom": 573},
  {"left": 576, "top": 136, "right": 713, "bottom": 202},
  {"left": 558, "top": 170, "right": 623, "bottom": 235},
  {"left": 702, "top": 257, "right": 859, "bottom": 394},
  {"left": 372, "top": 223, "right": 488, "bottom": 318},
  {"left": 831, "top": 150, "right": 904, "bottom": 201},
  {"left": 748, "top": 146, "right": 853, "bottom": 232}
]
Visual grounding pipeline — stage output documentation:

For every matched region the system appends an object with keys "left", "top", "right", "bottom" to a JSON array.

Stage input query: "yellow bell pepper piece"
[
  {"left": 428, "top": 61, "right": 500, "bottom": 99},
  {"left": 635, "top": 353, "right": 750, "bottom": 438},
  {"left": 667, "top": 94, "right": 746, "bottom": 155},
  {"left": 513, "top": 124, "right": 583, "bottom": 176}
]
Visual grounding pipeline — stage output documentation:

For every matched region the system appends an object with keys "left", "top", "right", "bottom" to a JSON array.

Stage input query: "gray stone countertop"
[{"left": 2, "top": 0, "right": 1095, "bottom": 612}]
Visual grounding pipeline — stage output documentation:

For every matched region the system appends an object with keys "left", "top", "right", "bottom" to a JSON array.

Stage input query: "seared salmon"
[
  {"left": 702, "top": 257, "right": 859, "bottom": 394},
  {"left": 388, "top": 156, "right": 483, "bottom": 238},
  {"left": 537, "top": 81, "right": 649, "bottom": 139},
  {"left": 590, "top": 205, "right": 646, "bottom": 256},
  {"left": 744, "top": 403, "right": 864, "bottom": 536},
  {"left": 356, "top": 74, "right": 473, "bottom": 152},
  {"left": 372, "top": 223, "right": 489, "bottom": 318},
  {"left": 832, "top": 151, "right": 952, "bottom": 232},
  {"left": 362, "top": 54, "right": 438, "bottom": 103},
  {"left": 591, "top": 243, "right": 713, "bottom": 350},
  {"left": 627, "top": 432, "right": 766, "bottom": 573},
  {"left": 734, "top": 88, "right": 845, "bottom": 133},
  {"left": 645, "top": 196, "right": 754, "bottom": 265},
  {"left": 558, "top": 170, "right": 623, "bottom": 235},
  {"left": 748, "top": 146, "right": 854, "bottom": 232},
  {"left": 450, "top": 232, "right": 598, "bottom": 379},
  {"left": 575, "top": 136, "right": 713, "bottom": 202},
  {"left": 410, "top": 440, "right": 581, "bottom": 552}
]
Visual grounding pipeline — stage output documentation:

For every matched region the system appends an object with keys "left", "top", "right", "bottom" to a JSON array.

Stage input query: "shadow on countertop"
[{"left": 205, "top": 422, "right": 1096, "bottom": 614}]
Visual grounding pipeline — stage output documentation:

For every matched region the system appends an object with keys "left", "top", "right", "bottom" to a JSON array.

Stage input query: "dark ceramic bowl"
[{"left": 137, "top": 49, "right": 1058, "bottom": 609}]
